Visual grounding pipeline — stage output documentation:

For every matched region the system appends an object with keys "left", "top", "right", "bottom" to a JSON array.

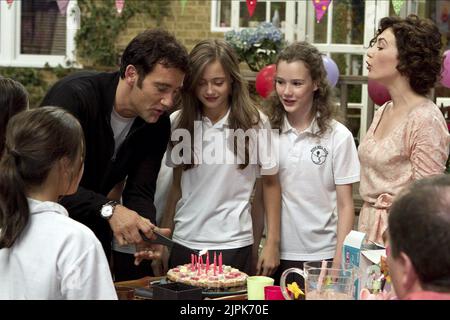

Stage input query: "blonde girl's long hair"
[{"left": 173, "top": 39, "right": 260, "bottom": 170}]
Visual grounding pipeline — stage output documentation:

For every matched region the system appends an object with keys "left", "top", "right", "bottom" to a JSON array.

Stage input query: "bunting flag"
[
  {"left": 313, "top": 0, "right": 331, "bottom": 23},
  {"left": 180, "top": 0, "right": 188, "bottom": 15},
  {"left": 56, "top": 0, "right": 69, "bottom": 16},
  {"left": 246, "top": 0, "right": 257, "bottom": 18},
  {"left": 115, "top": 0, "right": 125, "bottom": 15},
  {"left": 391, "top": 0, "right": 404, "bottom": 16},
  {"left": 6, "top": 0, "right": 14, "bottom": 8}
]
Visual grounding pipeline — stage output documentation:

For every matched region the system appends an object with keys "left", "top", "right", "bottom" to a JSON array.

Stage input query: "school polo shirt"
[
  {"left": 279, "top": 116, "right": 360, "bottom": 261},
  {"left": 166, "top": 109, "right": 278, "bottom": 250}
]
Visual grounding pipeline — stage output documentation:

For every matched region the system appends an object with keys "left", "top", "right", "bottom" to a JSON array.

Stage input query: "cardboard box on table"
[{"left": 342, "top": 230, "right": 386, "bottom": 300}]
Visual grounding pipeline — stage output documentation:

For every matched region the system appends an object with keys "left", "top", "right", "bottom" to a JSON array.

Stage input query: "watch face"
[{"left": 101, "top": 205, "right": 113, "bottom": 218}]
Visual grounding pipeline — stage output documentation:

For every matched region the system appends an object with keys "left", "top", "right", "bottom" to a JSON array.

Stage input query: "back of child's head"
[
  {"left": 0, "top": 78, "right": 29, "bottom": 155},
  {"left": 0, "top": 106, "right": 84, "bottom": 249}
]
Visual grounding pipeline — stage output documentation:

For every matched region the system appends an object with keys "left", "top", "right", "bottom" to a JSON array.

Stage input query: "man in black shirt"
[{"left": 40, "top": 29, "right": 189, "bottom": 281}]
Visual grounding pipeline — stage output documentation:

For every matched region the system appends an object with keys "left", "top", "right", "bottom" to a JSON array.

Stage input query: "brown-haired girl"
[{"left": 0, "top": 107, "right": 117, "bottom": 299}]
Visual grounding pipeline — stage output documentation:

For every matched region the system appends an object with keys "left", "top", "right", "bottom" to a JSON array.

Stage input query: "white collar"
[
  {"left": 202, "top": 108, "right": 231, "bottom": 129},
  {"left": 27, "top": 198, "right": 69, "bottom": 217},
  {"left": 281, "top": 114, "right": 321, "bottom": 135}
]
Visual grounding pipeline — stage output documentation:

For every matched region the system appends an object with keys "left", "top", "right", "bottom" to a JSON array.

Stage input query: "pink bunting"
[
  {"left": 246, "top": 0, "right": 257, "bottom": 18},
  {"left": 56, "top": 0, "right": 69, "bottom": 16},
  {"left": 115, "top": 0, "right": 125, "bottom": 15},
  {"left": 313, "top": 0, "right": 331, "bottom": 23}
]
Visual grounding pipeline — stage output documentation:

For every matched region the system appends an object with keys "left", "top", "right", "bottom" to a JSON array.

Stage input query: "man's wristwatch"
[{"left": 100, "top": 200, "right": 119, "bottom": 220}]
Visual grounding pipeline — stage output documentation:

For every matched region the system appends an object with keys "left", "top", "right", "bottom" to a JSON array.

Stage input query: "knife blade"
[{"left": 139, "top": 230, "right": 199, "bottom": 254}]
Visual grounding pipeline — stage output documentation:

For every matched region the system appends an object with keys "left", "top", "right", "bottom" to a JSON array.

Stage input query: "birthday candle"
[
  {"left": 206, "top": 252, "right": 210, "bottom": 272},
  {"left": 213, "top": 252, "right": 217, "bottom": 276},
  {"left": 200, "top": 256, "right": 204, "bottom": 271},
  {"left": 219, "top": 252, "right": 223, "bottom": 274},
  {"left": 194, "top": 255, "right": 198, "bottom": 271},
  {"left": 191, "top": 254, "right": 194, "bottom": 271}
]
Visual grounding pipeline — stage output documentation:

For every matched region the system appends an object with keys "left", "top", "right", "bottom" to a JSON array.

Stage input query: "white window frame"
[
  {"left": 295, "top": 0, "right": 390, "bottom": 138},
  {"left": 0, "top": 0, "right": 78, "bottom": 68},
  {"left": 211, "top": 0, "right": 297, "bottom": 42}
]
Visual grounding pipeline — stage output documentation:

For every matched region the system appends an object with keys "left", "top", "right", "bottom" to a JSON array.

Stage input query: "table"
[{"left": 114, "top": 276, "right": 247, "bottom": 300}]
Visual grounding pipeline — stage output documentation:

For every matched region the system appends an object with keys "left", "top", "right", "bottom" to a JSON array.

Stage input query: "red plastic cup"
[{"left": 264, "top": 285, "right": 285, "bottom": 300}]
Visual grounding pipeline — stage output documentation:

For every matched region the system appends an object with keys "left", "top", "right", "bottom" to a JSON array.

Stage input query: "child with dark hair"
[
  {"left": 266, "top": 41, "right": 359, "bottom": 282},
  {"left": 0, "top": 107, "right": 117, "bottom": 299}
]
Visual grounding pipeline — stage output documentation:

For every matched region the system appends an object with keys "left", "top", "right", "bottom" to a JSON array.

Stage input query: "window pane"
[
  {"left": 21, "top": 0, "right": 66, "bottom": 55},
  {"left": 332, "top": 53, "right": 363, "bottom": 103},
  {"left": 270, "top": 1, "right": 286, "bottom": 29},
  {"left": 332, "top": 0, "right": 364, "bottom": 44},
  {"left": 240, "top": 0, "right": 267, "bottom": 27},
  {"left": 218, "top": 0, "right": 232, "bottom": 28}
]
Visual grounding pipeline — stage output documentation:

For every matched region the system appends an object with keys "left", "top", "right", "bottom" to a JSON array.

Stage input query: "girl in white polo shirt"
[
  {"left": 0, "top": 107, "right": 117, "bottom": 299},
  {"left": 160, "top": 39, "right": 281, "bottom": 276},
  {"left": 267, "top": 42, "right": 360, "bottom": 282}
]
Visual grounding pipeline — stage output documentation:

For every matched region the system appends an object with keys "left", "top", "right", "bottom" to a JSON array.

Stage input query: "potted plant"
[{"left": 225, "top": 22, "right": 286, "bottom": 72}]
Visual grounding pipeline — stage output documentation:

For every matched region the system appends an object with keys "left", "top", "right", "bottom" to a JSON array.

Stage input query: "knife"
[{"left": 139, "top": 230, "right": 200, "bottom": 254}]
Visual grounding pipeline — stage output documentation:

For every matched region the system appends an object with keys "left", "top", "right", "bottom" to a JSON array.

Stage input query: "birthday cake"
[{"left": 166, "top": 263, "right": 248, "bottom": 289}]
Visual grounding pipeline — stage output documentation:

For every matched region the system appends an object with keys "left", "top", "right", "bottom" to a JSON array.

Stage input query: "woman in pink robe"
[{"left": 358, "top": 14, "right": 450, "bottom": 245}]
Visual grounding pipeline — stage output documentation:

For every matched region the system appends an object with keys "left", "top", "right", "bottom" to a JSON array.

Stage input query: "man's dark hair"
[
  {"left": 389, "top": 175, "right": 450, "bottom": 292},
  {"left": 119, "top": 28, "right": 189, "bottom": 87},
  {"left": 369, "top": 14, "right": 442, "bottom": 96}
]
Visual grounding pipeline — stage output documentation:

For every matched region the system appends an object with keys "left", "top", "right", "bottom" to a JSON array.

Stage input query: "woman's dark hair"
[
  {"left": 0, "top": 107, "right": 85, "bottom": 249},
  {"left": 370, "top": 14, "right": 442, "bottom": 95},
  {"left": 389, "top": 175, "right": 450, "bottom": 292},
  {"left": 0, "top": 78, "right": 28, "bottom": 156},
  {"left": 119, "top": 28, "right": 189, "bottom": 87},
  {"left": 267, "top": 41, "right": 336, "bottom": 136}
]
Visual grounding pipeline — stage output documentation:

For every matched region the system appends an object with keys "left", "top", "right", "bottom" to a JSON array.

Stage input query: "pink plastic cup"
[{"left": 264, "top": 285, "right": 285, "bottom": 300}]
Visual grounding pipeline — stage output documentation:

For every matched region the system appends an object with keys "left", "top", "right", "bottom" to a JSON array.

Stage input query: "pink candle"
[
  {"left": 206, "top": 253, "right": 210, "bottom": 272},
  {"left": 197, "top": 261, "right": 201, "bottom": 275},
  {"left": 194, "top": 255, "right": 198, "bottom": 270},
  {"left": 213, "top": 252, "right": 217, "bottom": 276},
  {"left": 191, "top": 254, "right": 194, "bottom": 271},
  {"left": 200, "top": 256, "right": 204, "bottom": 271},
  {"left": 219, "top": 252, "right": 223, "bottom": 274}
]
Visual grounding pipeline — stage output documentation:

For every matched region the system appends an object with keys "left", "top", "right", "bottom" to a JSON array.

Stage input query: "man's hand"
[{"left": 108, "top": 205, "right": 153, "bottom": 246}]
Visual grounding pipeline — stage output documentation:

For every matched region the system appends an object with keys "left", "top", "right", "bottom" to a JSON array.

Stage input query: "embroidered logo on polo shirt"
[{"left": 311, "top": 145, "right": 328, "bottom": 165}]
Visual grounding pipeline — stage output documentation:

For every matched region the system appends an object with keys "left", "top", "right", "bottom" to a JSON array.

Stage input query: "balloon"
[
  {"left": 255, "top": 64, "right": 276, "bottom": 98},
  {"left": 322, "top": 56, "right": 339, "bottom": 87},
  {"left": 441, "top": 50, "right": 450, "bottom": 88},
  {"left": 368, "top": 79, "right": 391, "bottom": 106}
]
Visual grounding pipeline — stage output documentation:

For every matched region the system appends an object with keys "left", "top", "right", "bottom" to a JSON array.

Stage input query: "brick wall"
[{"left": 117, "top": 0, "right": 224, "bottom": 53}]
